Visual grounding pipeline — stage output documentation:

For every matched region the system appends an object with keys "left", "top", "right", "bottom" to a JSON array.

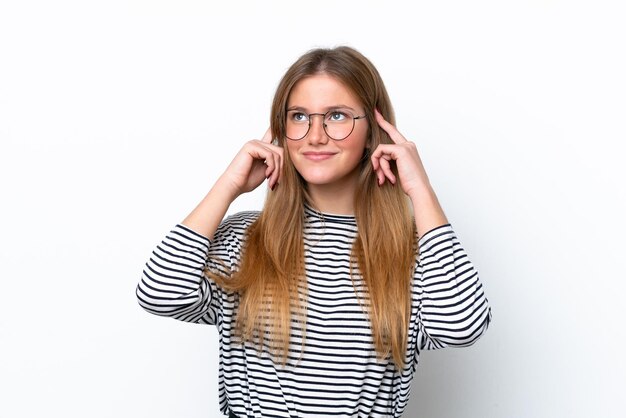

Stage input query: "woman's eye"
[
  {"left": 328, "top": 111, "right": 347, "bottom": 122},
  {"left": 291, "top": 112, "right": 307, "bottom": 122}
]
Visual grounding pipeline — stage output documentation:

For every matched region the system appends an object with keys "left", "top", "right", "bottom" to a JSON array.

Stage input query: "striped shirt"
[{"left": 136, "top": 207, "right": 491, "bottom": 417}]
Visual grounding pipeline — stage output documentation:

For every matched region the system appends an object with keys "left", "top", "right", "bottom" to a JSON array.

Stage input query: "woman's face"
[{"left": 285, "top": 74, "right": 369, "bottom": 191}]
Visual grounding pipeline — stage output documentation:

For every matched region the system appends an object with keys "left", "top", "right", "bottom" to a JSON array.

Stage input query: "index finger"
[
  {"left": 261, "top": 127, "right": 273, "bottom": 143},
  {"left": 374, "top": 109, "right": 407, "bottom": 144}
]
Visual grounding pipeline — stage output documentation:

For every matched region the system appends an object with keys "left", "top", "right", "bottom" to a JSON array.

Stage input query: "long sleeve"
[
  {"left": 415, "top": 224, "right": 491, "bottom": 350},
  {"left": 136, "top": 223, "right": 220, "bottom": 324},
  {"left": 136, "top": 211, "right": 260, "bottom": 325}
]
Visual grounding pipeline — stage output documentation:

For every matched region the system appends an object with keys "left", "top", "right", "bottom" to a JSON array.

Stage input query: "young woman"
[{"left": 137, "top": 46, "right": 491, "bottom": 418}]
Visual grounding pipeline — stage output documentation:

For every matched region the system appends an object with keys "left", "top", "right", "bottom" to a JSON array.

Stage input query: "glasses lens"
[
  {"left": 324, "top": 110, "right": 354, "bottom": 140},
  {"left": 286, "top": 110, "right": 309, "bottom": 140}
]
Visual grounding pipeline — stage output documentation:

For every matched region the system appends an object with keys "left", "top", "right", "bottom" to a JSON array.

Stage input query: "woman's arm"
[
  {"left": 371, "top": 111, "right": 490, "bottom": 347},
  {"left": 137, "top": 128, "right": 281, "bottom": 322},
  {"left": 136, "top": 213, "right": 259, "bottom": 324},
  {"left": 181, "top": 128, "right": 282, "bottom": 240},
  {"left": 370, "top": 110, "right": 448, "bottom": 237},
  {"left": 415, "top": 224, "right": 491, "bottom": 349},
  {"left": 136, "top": 224, "right": 218, "bottom": 324}
]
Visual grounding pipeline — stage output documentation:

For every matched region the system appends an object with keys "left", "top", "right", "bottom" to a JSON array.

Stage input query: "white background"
[{"left": 1, "top": 1, "right": 625, "bottom": 417}]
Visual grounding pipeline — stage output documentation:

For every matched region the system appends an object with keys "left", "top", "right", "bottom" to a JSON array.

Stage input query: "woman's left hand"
[{"left": 370, "top": 109, "right": 432, "bottom": 199}]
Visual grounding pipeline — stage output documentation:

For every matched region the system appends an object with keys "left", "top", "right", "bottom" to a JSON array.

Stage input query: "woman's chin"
[{"left": 301, "top": 176, "right": 334, "bottom": 187}]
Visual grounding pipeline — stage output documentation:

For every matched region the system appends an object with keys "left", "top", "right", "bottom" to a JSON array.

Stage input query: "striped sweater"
[{"left": 136, "top": 207, "right": 491, "bottom": 417}]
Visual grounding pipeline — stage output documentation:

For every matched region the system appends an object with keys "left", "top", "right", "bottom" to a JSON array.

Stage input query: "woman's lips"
[{"left": 302, "top": 152, "right": 336, "bottom": 161}]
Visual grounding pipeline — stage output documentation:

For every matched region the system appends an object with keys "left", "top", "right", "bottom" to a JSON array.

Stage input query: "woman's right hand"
[
  {"left": 218, "top": 128, "right": 283, "bottom": 197},
  {"left": 181, "top": 129, "right": 283, "bottom": 239}
]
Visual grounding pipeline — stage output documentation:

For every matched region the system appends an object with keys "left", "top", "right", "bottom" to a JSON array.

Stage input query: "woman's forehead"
[{"left": 287, "top": 74, "right": 362, "bottom": 109}]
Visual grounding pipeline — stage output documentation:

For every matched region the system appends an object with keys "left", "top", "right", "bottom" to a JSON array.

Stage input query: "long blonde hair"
[{"left": 210, "top": 46, "right": 417, "bottom": 369}]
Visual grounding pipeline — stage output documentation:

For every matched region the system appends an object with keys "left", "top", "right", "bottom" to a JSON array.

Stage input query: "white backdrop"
[{"left": 1, "top": 1, "right": 624, "bottom": 417}]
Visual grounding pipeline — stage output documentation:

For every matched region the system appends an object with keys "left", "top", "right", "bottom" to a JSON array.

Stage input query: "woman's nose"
[{"left": 306, "top": 114, "right": 329, "bottom": 144}]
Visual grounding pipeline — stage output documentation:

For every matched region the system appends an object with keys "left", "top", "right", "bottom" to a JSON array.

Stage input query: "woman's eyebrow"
[{"left": 286, "top": 104, "right": 357, "bottom": 112}]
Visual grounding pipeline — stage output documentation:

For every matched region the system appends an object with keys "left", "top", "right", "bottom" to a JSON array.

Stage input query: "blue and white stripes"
[{"left": 136, "top": 209, "right": 491, "bottom": 417}]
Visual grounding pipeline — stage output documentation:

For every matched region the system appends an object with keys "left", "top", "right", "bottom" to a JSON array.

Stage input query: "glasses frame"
[{"left": 285, "top": 109, "right": 367, "bottom": 141}]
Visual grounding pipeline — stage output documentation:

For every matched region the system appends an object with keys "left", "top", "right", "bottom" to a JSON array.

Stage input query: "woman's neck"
[{"left": 306, "top": 176, "right": 358, "bottom": 215}]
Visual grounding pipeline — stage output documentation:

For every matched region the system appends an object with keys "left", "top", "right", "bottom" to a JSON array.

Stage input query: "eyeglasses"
[{"left": 285, "top": 109, "right": 366, "bottom": 141}]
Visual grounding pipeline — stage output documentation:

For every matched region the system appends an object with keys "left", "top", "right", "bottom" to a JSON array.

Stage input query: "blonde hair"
[{"left": 210, "top": 46, "right": 417, "bottom": 369}]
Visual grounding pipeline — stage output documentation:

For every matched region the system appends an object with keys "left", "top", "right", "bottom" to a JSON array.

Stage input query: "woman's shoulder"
[
  {"left": 223, "top": 210, "right": 261, "bottom": 223},
  {"left": 215, "top": 210, "right": 261, "bottom": 236}
]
